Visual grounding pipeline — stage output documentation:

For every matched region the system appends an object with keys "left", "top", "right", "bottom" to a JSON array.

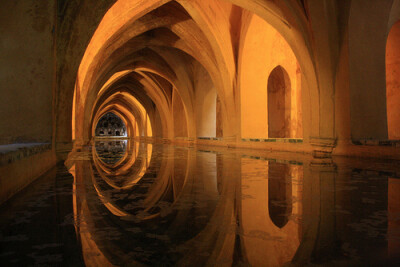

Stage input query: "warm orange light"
[
  {"left": 240, "top": 14, "right": 302, "bottom": 139},
  {"left": 386, "top": 21, "right": 400, "bottom": 140}
]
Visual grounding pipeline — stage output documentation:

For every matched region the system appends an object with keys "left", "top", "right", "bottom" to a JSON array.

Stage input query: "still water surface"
[{"left": 1, "top": 139, "right": 400, "bottom": 266}]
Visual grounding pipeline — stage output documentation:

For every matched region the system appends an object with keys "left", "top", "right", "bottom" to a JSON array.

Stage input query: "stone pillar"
[{"left": 292, "top": 159, "right": 337, "bottom": 265}]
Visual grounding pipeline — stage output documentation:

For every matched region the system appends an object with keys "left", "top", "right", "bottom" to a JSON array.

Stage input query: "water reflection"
[
  {"left": 68, "top": 142, "right": 400, "bottom": 266},
  {"left": 74, "top": 141, "right": 221, "bottom": 266},
  {"left": 240, "top": 157, "right": 302, "bottom": 266},
  {"left": 2, "top": 141, "right": 400, "bottom": 266},
  {"left": 95, "top": 140, "right": 127, "bottom": 165},
  {"left": 72, "top": 142, "right": 306, "bottom": 266}
]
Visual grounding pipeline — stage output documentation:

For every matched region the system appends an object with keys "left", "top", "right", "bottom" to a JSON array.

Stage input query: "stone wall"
[{"left": 0, "top": 0, "right": 55, "bottom": 145}]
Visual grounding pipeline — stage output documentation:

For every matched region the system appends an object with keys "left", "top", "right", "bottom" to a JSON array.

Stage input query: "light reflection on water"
[
  {"left": 95, "top": 140, "right": 128, "bottom": 165},
  {"left": 1, "top": 140, "right": 400, "bottom": 266}
]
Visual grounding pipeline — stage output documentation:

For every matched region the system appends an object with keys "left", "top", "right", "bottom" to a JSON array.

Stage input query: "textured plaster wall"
[
  {"left": 387, "top": 21, "right": 400, "bottom": 140},
  {"left": 194, "top": 63, "right": 217, "bottom": 137},
  {"left": 348, "top": 0, "right": 393, "bottom": 140},
  {"left": 240, "top": 14, "right": 301, "bottom": 139},
  {"left": 334, "top": 32, "right": 351, "bottom": 143},
  {"left": 172, "top": 90, "right": 188, "bottom": 138},
  {"left": 0, "top": 0, "right": 55, "bottom": 145}
]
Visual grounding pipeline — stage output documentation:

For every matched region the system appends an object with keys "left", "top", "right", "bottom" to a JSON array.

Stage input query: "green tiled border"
[
  {"left": 352, "top": 139, "right": 400, "bottom": 147},
  {"left": 241, "top": 154, "right": 303, "bottom": 166},
  {"left": 242, "top": 138, "right": 303, "bottom": 143}
]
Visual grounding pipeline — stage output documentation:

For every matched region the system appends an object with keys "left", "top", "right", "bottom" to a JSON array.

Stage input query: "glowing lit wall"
[
  {"left": 240, "top": 14, "right": 302, "bottom": 139},
  {"left": 194, "top": 63, "right": 217, "bottom": 137},
  {"left": 387, "top": 21, "right": 400, "bottom": 140},
  {"left": 172, "top": 90, "right": 188, "bottom": 138}
]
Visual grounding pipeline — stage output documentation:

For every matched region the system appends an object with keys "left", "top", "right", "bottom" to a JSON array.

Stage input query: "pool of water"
[{"left": 1, "top": 139, "right": 400, "bottom": 266}]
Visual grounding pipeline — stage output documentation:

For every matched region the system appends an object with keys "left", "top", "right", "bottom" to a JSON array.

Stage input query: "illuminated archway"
[
  {"left": 95, "top": 112, "right": 127, "bottom": 137},
  {"left": 239, "top": 14, "right": 303, "bottom": 140},
  {"left": 386, "top": 20, "right": 400, "bottom": 140},
  {"left": 63, "top": 0, "right": 319, "bottom": 153}
]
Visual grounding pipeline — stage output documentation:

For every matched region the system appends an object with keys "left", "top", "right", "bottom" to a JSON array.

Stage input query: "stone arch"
[
  {"left": 233, "top": 0, "right": 319, "bottom": 142},
  {"left": 64, "top": 0, "right": 319, "bottom": 152},
  {"left": 94, "top": 104, "right": 137, "bottom": 138},
  {"left": 92, "top": 93, "right": 151, "bottom": 139},
  {"left": 81, "top": 69, "right": 172, "bottom": 143},
  {"left": 74, "top": 1, "right": 229, "bottom": 145},
  {"left": 95, "top": 112, "right": 127, "bottom": 137}
]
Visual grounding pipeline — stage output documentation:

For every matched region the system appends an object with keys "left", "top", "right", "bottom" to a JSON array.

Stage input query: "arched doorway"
[{"left": 268, "top": 66, "right": 291, "bottom": 138}]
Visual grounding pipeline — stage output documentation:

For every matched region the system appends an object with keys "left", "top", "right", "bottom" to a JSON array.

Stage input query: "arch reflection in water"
[
  {"left": 2, "top": 143, "right": 399, "bottom": 265},
  {"left": 69, "top": 142, "right": 306, "bottom": 266},
  {"left": 92, "top": 140, "right": 151, "bottom": 193},
  {"left": 268, "top": 162, "right": 293, "bottom": 228},
  {"left": 73, "top": 142, "right": 224, "bottom": 266},
  {"left": 268, "top": 66, "right": 292, "bottom": 138},
  {"left": 95, "top": 140, "right": 128, "bottom": 165},
  {"left": 240, "top": 157, "right": 302, "bottom": 267}
]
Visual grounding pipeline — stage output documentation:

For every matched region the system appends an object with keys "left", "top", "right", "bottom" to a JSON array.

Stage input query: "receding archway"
[
  {"left": 95, "top": 112, "right": 127, "bottom": 137},
  {"left": 387, "top": 20, "right": 400, "bottom": 140},
  {"left": 268, "top": 66, "right": 291, "bottom": 138}
]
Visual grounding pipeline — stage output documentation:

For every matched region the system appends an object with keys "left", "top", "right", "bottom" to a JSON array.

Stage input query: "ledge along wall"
[{"left": 0, "top": 0, "right": 57, "bottom": 205}]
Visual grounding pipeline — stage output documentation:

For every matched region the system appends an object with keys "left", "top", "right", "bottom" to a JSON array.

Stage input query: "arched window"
[
  {"left": 387, "top": 20, "right": 400, "bottom": 140},
  {"left": 95, "top": 112, "right": 127, "bottom": 137},
  {"left": 267, "top": 66, "right": 291, "bottom": 138}
]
